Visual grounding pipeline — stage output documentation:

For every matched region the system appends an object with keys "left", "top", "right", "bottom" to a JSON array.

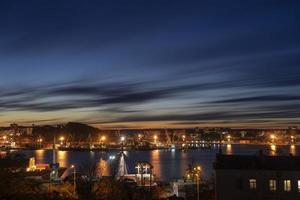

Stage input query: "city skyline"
[{"left": 0, "top": 0, "right": 300, "bottom": 128}]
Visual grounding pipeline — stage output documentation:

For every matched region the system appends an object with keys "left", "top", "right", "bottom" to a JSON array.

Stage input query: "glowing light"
[
  {"left": 2, "top": 136, "right": 7, "bottom": 140},
  {"left": 57, "top": 151, "right": 67, "bottom": 167},
  {"left": 59, "top": 136, "right": 65, "bottom": 141},
  {"left": 109, "top": 155, "right": 116, "bottom": 160},
  {"left": 270, "top": 135, "right": 275, "bottom": 140},
  {"left": 101, "top": 136, "right": 106, "bottom": 141},
  {"left": 226, "top": 144, "right": 232, "bottom": 154},
  {"left": 71, "top": 164, "right": 75, "bottom": 168},
  {"left": 290, "top": 145, "right": 296, "bottom": 155},
  {"left": 227, "top": 135, "right": 231, "bottom": 142},
  {"left": 153, "top": 135, "right": 158, "bottom": 140},
  {"left": 270, "top": 144, "right": 276, "bottom": 155},
  {"left": 121, "top": 136, "right": 125, "bottom": 142}
]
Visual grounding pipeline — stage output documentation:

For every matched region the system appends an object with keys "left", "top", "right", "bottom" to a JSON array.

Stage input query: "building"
[
  {"left": 26, "top": 157, "right": 49, "bottom": 171},
  {"left": 214, "top": 152, "right": 300, "bottom": 200},
  {"left": 172, "top": 179, "right": 196, "bottom": 199}
]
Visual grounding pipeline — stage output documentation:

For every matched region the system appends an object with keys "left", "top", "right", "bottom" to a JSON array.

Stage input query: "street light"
[
  {"left": 121, "top": 136, "right": 125, "bottom": 142},
  {"left": 59, "top": 136, "right": 65, "bottom": 146},
  {"left": 101, "top": 136, "right": 106, "bottom": 142},
  {"left": 109, "top": 155, "right": 116, "bottom": 160},
  {"left": 186, "top": 164, "right": 201, "bottom": 200},
  {"left": 291, "top": 135, "right": 295, "bottom": 144},
  {"left": 227, "top": 135, "right": 231, "bottom": 142},
  {"left": 37, "top": 138, "right": 43, "bottom": 148},
  {"left": 270, "top": 134, "right": 275, "bottom": 144},
  {"left": 121, "top": 136, "right": 125, "bottom": 151},
  {"left": 71, "top": 165, "right": 76, "bottom": 196},
  {"left": 194, "top": 165, "right": 201, "bottom": 200},
  {"left": 153, "top": 135, "right": 158, "bottom": 146},
  {"left": 138, "top": 134, "right": 142, "bottom": 140}
]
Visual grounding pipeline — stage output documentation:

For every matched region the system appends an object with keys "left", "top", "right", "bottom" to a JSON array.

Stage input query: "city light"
[
  {"left": 270, "top": 135, "right": 275, "bottom": 140},
  {"left": 121, "top": 136, "right": 125, "bottom": 142},
  {"left": 59, "top": 136, "right": 65, "bottom": 141},
  {"left": 270, "top": 134, "right": 276, "bottom": 144},
  {"left": 109, "top": 155, "right": 116, "bottom": 160},
  {"left": 291, "top": 135, "right": 295, "bottom": 144},
  {"left": 185, "top": 164, "right": 202, "bottom": 200},
  {"left": 138, "top": 134, "right": 142, "bottom": 140},
  {"left": 101, "top": 136, "right": 106, "bottom": 141}
]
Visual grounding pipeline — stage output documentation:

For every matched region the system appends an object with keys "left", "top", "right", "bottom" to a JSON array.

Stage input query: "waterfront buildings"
[{"left": 214, "top": 152, "right": 300, "bottom": 200}]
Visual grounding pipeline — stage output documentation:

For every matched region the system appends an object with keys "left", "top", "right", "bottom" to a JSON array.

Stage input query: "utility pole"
[{"left": 71, "top": 165, "right": 76, "bottom": 196}]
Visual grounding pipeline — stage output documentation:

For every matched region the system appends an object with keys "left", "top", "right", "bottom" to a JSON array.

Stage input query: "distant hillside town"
[{"left": 0, "top": 122, "right": 298, "bottom": 150}]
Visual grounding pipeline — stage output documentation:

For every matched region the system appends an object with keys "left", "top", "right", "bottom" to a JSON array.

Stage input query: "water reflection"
[
  {"left": 18, "top": 145, "right": 300, "bottom": 181},
  {"left": 270, "top": 145, "right": 276, "bottom": 156},
  {"left": 180, "top": 151, "right": 188, "bottom": 175},
  {"left": 35, "top": 149, "right": 45, "bottom": 163},
  {"left": 290, "top": 145, "right": 296, "bottom": 155},
  {"left": 226, "top": 144, "right": 232, "bottom": 154},
  {"left": 150, "top": 150, "right": 161, "bottom": 178},
  {"left": 57, "top": 151, "right": 68, "bottom": 167}
]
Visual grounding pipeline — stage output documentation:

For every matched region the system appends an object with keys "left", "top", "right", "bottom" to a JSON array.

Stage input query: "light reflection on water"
[
  {"left": 57, "top": 150, "right": 68, "bottom": 167},
  {"left": 290, "top": 145, "right": 296, "bottom": 155},
  {"left": 226, "top": 144, "right": 232, "bottom": 155},
  {"left": 35, "top": 149, "right": 45, "bottom": 162},
  {"left": 270, "top": 144, "right": 277, "bottom": 156},
  {"left": 150, "top": 150, "right": 161, "bottom": 177},
  {"left": 18, "top": 145, "right": 300, "bottom": 181}
]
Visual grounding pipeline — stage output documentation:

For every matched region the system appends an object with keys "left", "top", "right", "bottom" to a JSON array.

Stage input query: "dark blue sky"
[{"left": 0, "top": 0, "right": 300, "bottom": 128}]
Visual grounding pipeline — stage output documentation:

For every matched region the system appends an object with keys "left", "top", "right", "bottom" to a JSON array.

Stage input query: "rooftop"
[{"left": 214, "top": 152, "right": 300, "bottom": 171}]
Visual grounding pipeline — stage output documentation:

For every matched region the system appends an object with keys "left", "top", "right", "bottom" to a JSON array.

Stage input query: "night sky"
[{"left": 0, "top": 0, "right": 300, "bottom": 128}]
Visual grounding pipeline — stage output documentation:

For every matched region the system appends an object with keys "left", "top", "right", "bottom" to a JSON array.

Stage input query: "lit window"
[
  {"left": 298, "top": 180, "right": 300, "bottom": 192},
  {"left": 284, "top": 180, "right": 291, "bottom": 192},
  {"left": 249, "top": 179, "right": 256, "bottom": 190},
  {"left": 269, "top": 180, "right": 276, "bottom": 191}
]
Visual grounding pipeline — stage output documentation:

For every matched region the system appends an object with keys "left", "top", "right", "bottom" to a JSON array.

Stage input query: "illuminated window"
[
  {"left": 269, "top": 180, "right": 276, "bottom": 191},
  {"left": 298, "top": 180, "right": 300, "bottom": 192},
  {"left": 249, "top": 179, "right": 256, "bottom": 190},
  {"left": 284, "top": 180, "right": 291, "bottom": 192}
]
